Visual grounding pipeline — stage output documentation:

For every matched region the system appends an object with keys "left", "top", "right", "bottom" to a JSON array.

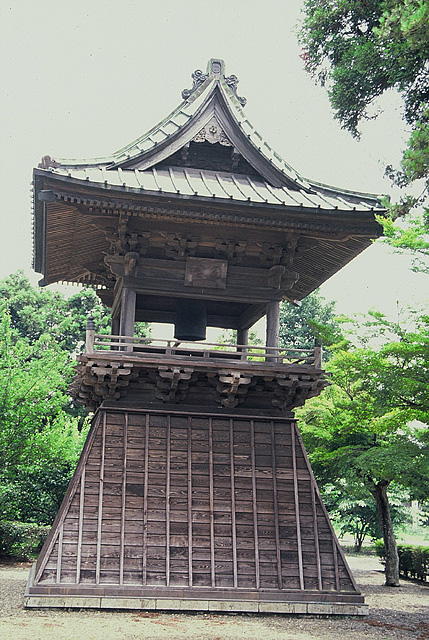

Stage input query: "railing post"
[
  {"left": 314, "top": 339, "right": 322, "bottom": 369},
  {"left": 85, "top": 315, "right": 95, "bottom": 354}
]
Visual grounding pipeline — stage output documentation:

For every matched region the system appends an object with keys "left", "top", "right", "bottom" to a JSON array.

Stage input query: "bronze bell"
[{"left": 174, "top": 299, "right": 207, "bottom": 341}]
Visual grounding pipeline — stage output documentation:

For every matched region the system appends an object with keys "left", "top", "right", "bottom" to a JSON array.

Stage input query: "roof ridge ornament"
[
  {"left": 224, "top": 74, "right": 247, "bottom": 107},
  {"left": 181, "top": 58, "right": 247, "bottom": 107},
  {"left": 181, "top": 69, "right": 209, "bottom": 100}
]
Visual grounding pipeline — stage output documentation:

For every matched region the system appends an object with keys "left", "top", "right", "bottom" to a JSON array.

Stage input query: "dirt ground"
[{"left": 1, "top": 554, "right": 428, "bottom": 640}]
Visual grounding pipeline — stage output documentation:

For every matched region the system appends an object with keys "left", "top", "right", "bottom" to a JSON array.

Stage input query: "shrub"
[
  {"left": 0, "top": 520, "right": 50, "bottom": 560},
  {"left": 374, "top": 539, "right": 429, "bottom": 582}
]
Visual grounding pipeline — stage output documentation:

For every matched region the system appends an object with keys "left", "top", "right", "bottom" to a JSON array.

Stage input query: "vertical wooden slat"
[
  {"left": 76, "top": 468, "right": 85, "bottom": 584},
  {"left": 96, "top": 412, "right": 106, "bottom": 585},
  {"left": 34, "top": 411, "right": 101, "bottom": 585},
  {"left": 229, "top": 419, "right": 238, "bottom": 588},
  {"left": 312, "top": 483, "right": 323, "bottom": 590},
  {"left": 294, "top": 424, "right": 360, "bottom": 592},
  {"left": 56, "top": 524, "right": 63, "bottom": 584},
  {"left": 166, "top": 415, "right": 171, "bottom": 587},
  {"left": 120, "top": 413, "right": 128, "bottom": 585},
  {"left": 187, "top": 416, "right": 193, "bottom": 587},
  {"left": 250, "top": 419, "right": 260, "bottom": 589},
  {"left": 270, "top": 421, "right": 282, "bottom": 589},
  {"left": 209, "top": 417, "right": 215, "bottom": 587},
  {"left": 142, "top": 413, "right": 149, "bottom": 585},
  {"left": 291, "top": 422, "right": 304, "bottom": 590},
  {"left": 332, "top": 533, "right": 340, "bottom": 590}
]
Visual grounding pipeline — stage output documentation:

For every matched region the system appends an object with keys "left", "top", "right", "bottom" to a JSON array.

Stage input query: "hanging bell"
[{"left": 174, "top": 299, "right": 207, "bottom": 341}]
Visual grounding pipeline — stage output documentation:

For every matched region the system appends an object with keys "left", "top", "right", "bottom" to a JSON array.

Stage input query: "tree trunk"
[{"left": 373, "top": 481, "right": 400, "bottom": 586}]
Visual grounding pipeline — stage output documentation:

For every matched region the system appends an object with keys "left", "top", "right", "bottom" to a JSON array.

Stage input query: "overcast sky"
[{"left": 1, "top": 0, "right": 427, "bottom": 323}]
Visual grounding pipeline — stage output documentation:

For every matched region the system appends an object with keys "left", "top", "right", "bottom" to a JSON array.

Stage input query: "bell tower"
[{"left": 27, "top": 60, "right": 384, "bottom": 614}]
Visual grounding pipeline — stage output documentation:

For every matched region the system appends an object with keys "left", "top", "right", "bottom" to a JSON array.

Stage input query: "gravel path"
[{"left": 1, "top": 555, "right": 428, "bottom": 640}]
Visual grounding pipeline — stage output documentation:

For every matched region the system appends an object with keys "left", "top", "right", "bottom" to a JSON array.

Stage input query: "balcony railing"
[{"left": 85, "top": 325, "right": 322, "bottom": 369}]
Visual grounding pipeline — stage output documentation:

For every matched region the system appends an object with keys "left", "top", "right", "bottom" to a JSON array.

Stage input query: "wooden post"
[
  {"left": 111, "top": 314, "right": 120, "bottom": 336},
  {"left": 120, "top": 287, "right": 136, "bottom": 351},
  {"left": 237, "top": 327, "right": 248, "bottom": 359},
  {"left": 85, "top": 315, "right": 95, "bottom": 354},
  {"left": 111, "top": 314, "right": 120, "bottom": 350},
  {"left": 266, "top": 300, "right": 280, "bottom": 362},
  {"left": 314, "top": 339, "right": 322, "bottom": 369}
]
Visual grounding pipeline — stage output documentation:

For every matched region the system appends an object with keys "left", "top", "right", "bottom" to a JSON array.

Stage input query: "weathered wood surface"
[{"left": 32, "top": 408, "right": 359, "bottom": 601}]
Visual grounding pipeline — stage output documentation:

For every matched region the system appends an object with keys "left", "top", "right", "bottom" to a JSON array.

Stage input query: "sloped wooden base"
[{"left": 26, "top": 407, "right": 365, "bottom": 614}]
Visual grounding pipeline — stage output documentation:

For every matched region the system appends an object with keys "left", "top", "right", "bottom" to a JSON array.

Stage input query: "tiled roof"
[
  {"left": 39, "top": 58, "right": 384, "bottom": 209},
  {"left": 49, "top": 165, "right": 382, "bottom": 212}
]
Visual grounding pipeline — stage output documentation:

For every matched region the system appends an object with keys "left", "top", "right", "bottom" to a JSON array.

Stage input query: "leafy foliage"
[
  {"left": 0, "top": 271, "right": 111, "bottom": 351},
  {"left": 298, "top": 308, "right": 429, "bottom": 583},
  {"left": 322, "top": 482, "right": 408, "bottom": 551},
  {"left": 279, "top": 289, "right": 338, "bottom": 354},
  {"left": 299, "top": 0, "right": 429, "bottom": 270},
  {"left": 0, "top": 520, "right": 50, "bottom": 560},
  {"left": 0, "top": 302, "right": 90, "bottom": 524},
  {"left": 0, "top": 274, "right": 109, "bottom": 530},
  {"left": 375, "top": 540, "right": 429, "bottom": 581}
]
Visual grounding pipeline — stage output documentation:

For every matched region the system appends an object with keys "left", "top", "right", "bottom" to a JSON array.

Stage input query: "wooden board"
[{"left": 31, "top": 408, "right": 359, "bottom": 602}]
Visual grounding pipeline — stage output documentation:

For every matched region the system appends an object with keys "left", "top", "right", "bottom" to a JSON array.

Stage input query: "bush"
[
  {"left": 0, "top": 520, "right": 50, "bottom": 560},
  {"left": 374, "top": 539, "right": 429, "bottom": 582}
]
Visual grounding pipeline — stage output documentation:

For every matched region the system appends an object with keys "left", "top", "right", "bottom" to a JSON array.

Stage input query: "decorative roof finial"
[
  {"left": 181, "top": 69, "right": 209, "bottom": 100},
  {"left": 224, "top": 74, "right": 247, "bottom": 107},
  {"left": 181, "top": 59, "right": 247, "bottom": 106}
]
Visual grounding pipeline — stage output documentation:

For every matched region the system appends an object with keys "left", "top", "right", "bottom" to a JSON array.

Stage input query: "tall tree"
[
  {"left": 279, "top": 289, "right": 338, "bottom": 353},
  {"left": 0, "top": 303, "right": 88, "bottom": 523},
  {"left": 0, "top": 271, "right": 111, "bottom": 350},
  {"left": 299, "top": 0, "right": 429, "bottom": 271},
  {"left": 298, "top": 310, "right": 429, "bottom": 585}
]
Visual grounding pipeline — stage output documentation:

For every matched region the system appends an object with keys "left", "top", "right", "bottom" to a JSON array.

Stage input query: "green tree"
[
  {"left": 279, "top": 290, "right": 338, "bottom": 353},
  {"left": 298, "top": 310, "right": 429, "bottom": 585},
  {"left": 0, "top": 271, "right": 111, "bottom": 351},
  {"left": 0, "top": 303, "right": 89, "bottom": 524},
  {"left": 321, "top": 482, "right": 408, "bottom": 552},
  {"left": 299, "top": 0, "right": 429, "bottom": 270}
]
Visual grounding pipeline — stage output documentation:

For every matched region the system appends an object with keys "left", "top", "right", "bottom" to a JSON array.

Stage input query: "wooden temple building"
[{"left": 26, "top": 59, "right": 385, "bottom": 614}]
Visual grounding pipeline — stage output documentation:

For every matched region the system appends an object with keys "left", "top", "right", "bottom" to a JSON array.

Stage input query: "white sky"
[{"left": 0, "top": 0, "right": 427, "bottom": 325}]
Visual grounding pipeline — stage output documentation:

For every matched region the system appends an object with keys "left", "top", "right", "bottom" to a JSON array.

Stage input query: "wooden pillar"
[
  {"left": 111, "top": 314, "right": 120, "bottom": 350},
  {"left": 111, "top": 314, "right": 120, "bottom": 335},
  {"left": 120, "top": 287, "right": 136, "bottom": 351},
  {"left": 266, "top": 300, "right": 280, "bottom": 362},
  {"left": 237, "top": 328, "right": 249, "bottom": 359}
]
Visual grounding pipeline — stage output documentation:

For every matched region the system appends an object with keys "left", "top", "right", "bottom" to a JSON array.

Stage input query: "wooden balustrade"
[{"left": 84, "top": 325, "right": 322, "bottom": 368}]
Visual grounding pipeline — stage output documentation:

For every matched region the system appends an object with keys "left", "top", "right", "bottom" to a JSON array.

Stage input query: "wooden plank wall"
[{"left": 34, "top": 409, "right": 356, "bottom": 594}]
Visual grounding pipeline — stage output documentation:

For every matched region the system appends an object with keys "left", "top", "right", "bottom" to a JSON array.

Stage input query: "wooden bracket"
[
  {"left": 155, "top": 366, "right": 195, "bottom": 403},
  {"left": 209, "top": 370, "right": 253, "bottom": 408},
  {"left": 78, "top": 362, "right": 134, "bottom": 406}
]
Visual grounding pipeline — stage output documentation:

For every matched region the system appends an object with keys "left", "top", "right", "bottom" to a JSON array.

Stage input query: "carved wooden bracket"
[
  {"left": 161, "top": 233, "right": 199, "bottom": 260},
  {"left": 124, "top": 251, "right": 140, "bottom": 276},
  {"left": 265, "top": 373, "right": 329, "bottom": 410},
  {"left": 74, "top": 361, "right": 135, "bottom": 409},
  {"left": 215, "top": 239, "right": 247, "bottom": 264},
  {"left": 268, "top": 265, "right": 299, "bottom": 290},
  {"left": 155, "top": 366, "right": 195, "bottom": 403},
  {"left": 208, "top": 370, "right": 253, "bottom": 408}
]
